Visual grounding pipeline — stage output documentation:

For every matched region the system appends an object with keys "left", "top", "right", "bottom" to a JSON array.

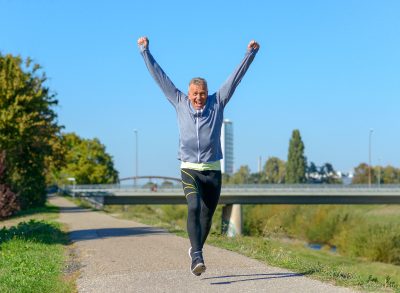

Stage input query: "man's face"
[{"left": 188, "top": 83, "right": 208, "bottom": 110}]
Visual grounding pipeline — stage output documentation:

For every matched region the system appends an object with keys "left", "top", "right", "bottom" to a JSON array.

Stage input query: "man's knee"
[{"left": 187, "top": 196, "right": 201, "bottom": 216}]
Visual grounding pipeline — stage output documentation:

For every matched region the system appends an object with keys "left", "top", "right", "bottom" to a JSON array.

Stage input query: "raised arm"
[
  {"left": 138, "top": 36, "right": 183, "bottom": 106},
  {"left": 217, "top": 40, "right": 260, "bottom": 107}
]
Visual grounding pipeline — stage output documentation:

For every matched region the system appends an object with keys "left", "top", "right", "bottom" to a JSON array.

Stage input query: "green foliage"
[
  {"left": 0, "top": 151, "right": 20, "bottom": 218},
  {"left": 379, "top": 165, "right": 400, "bottom": 184},
  {"left": 242, "top": 204, "right": 400, "bottom": 265},
  {"left": 352, "top": 163, "right": 400, "bottom": 184},
  {"left": 160, "top": 205, "right": 187, "bottom": 228},
  {"left": 53, "top": 132, "right": 118, "bottom": 185},
  {"left": 160, "top": 180, "right": 174, "bottom": 188},
  {"left": 352, "top": 163, "right": 372, "bottom": 184},
  {"left": 0, "top": 219, "right": 66, "bottom": 244},
  {"left": 0, "top": 219, "right": 72, "bottom": 293},
  {"left": 303, "top": 206, "right": 348, "bottom": 244},
  {"left": 286, "top": 129, "right": 307, "bottom": 183},
  {"left": 264, "top": 156, "right": 286, "bottom": 183},
  {"left": 335, "top": 222, "right": 400, "bottom": 265},
  {"left": 207, "top": 235, "right": 400, "bottom": 292},
  {"left": 222, "top": 173, "right": 231, "bottom": 184},
  {"left": 0, "top": 54, "right": 63, "bottom": 209},
  {"left": 228, "top": 165, "right": 251, "bottom": 184},
  {"left": 307, "top": 162, "right": 342, "bottom": 184}
]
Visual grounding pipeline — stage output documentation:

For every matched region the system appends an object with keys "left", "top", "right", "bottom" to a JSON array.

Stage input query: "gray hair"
[{"left": 189, "top": 77, "right": 208, "bottom": 89}]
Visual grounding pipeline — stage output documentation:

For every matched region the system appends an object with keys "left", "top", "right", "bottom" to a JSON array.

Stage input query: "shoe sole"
[
  {"left": 188, "top": 247, "right": 191, "bottom": 259},
  {"left": 191, "top": 262, "right": 206, "bottom": 276}
]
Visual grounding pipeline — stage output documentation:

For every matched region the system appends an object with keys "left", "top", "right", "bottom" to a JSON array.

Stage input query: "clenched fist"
[
  {"left": 247, "top": 40, "right": 260, "bottom": 51},
  {"left": 137, "top": 36, "right": 149, "bottom": 50}
]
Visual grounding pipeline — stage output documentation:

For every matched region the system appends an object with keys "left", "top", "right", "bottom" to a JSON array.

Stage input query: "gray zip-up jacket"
[{"left": 140, "top": 46, "right": 258, "bottom": 163}]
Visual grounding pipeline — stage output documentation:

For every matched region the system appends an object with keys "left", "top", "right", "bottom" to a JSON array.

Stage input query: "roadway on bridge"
[{"left": 50, "top": 196, "right": 357, "bottom": 293}]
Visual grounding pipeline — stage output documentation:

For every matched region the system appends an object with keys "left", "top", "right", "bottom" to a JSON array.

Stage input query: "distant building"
[{"left": 221, "top": 119, "right": 234, "bottom": 174}]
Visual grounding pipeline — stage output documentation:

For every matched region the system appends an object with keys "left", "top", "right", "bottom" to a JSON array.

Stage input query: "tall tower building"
[{"left": 221, "top": 119, "right": 234, "bottom": 174}]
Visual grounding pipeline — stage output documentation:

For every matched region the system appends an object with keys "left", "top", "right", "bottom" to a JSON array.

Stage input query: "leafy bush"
[
  {"left": 0, "top": 219, "right": 65, "bottom": 244},
  {"left": 0, "top": 151, "right": 19, "bottom": 218},
  {"left": 243, "top": 205, "right": 400, "bottom": 265},
  {"left": 335, "top": 223, "right": 400, "bottom": 264},
  {"left": 160, "top": 205, "right": 187, "bottom": 228}
]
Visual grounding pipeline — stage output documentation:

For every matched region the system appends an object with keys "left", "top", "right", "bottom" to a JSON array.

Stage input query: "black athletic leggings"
[{"left": 181, "top": 168, "right": 222, "bottom": 253}]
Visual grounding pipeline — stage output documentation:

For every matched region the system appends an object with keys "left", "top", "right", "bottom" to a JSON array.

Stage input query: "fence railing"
[{"left": 61, "top": 184, "right": 400, "bottom": 206}]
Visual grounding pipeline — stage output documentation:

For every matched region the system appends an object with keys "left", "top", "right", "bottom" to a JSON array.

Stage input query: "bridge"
[
  {"left": 67, "top": 184, "right": 400, "bottom": 205},
  {"left": 64, "top": 184, "right": 400, "bottom": 236},
  {"left": 119, "top": 175, "right": 182, "bottom": 183}
]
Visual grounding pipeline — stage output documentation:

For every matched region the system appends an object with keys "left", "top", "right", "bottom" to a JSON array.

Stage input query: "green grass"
[
  {"left": 207, "top": 235, "right": 400, "bottom": 292},
  {"left": 67, "top": 196, "right": 98, "bottom": 210},
  {"left": 103, "top": 203, "right": 400, "bottom": 293},
  {"left": 0, "top": 204, "right": 75, "bottom": 293}
]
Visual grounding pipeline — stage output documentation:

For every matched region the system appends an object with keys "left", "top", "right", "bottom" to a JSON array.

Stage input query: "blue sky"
[{"left": 2, "top": 0, "right": 399, "bottom": 179}]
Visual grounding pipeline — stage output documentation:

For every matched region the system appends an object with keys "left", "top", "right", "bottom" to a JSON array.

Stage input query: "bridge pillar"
[{"left": 221, "top": 204, "right": 242, "bottom": 237}]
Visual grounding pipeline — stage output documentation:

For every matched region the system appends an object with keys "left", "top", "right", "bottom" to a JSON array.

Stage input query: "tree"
[
  {"left": 249, "top": 172, "right": 263, "bottom": 184},
  {"left": 0, "top": 54, "right": 63, "bottom": 208},
  {"left": 318, "top": 162, "right": 341, "bottom": 184},
  {"left": 285, "top": 129, "right": 307, "bottom": 184},
  {"left": 308, "top": 162, "right": 318, "bottom": 174},
  {"left": 381, "top": 165, "right": 400, "bottom": 184},
  {"left": 352, "top": 163, "right": 371, "bottom": 184},
  {"left": 353, "top": 164, "right": 400, "bottom": 185},
  {"left": 222, "top": 173, "right": 231, "bottom": 185},
  {"left": 160, "top": 180, "right": 174, "bottom": 188},
  {"left": 264, "top": 157, "right": 286, "bottom": 183},
  {"left": 53, "top": 133, "right": 119, "bottom": 185},
  {"left": 230, "top": 165, "right": 251, "bottom": 184}
]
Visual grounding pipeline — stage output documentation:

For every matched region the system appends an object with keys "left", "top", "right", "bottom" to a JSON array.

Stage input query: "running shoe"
[{"left": 190, "top": 251, "right": 206, "bottom": 276}]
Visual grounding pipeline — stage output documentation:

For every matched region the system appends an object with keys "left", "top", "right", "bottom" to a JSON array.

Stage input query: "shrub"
[
  {"left": 160, "top": 205, "right": 187, "bottom": 228},
  {"left": 304, "top": 206, "right": 351, "bottom": 245},
  {"left": 243, "top": 204, "right": 400, "bottom": 265},
  {"left": 0, "top": 151, "right": 19, "bottom": 219},
  {"left": 335, "top": 223, "right": 400, "bottom": 265}
]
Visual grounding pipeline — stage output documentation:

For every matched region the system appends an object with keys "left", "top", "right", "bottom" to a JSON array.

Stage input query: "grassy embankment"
[
  {"left": 0, "top": 204, "right": 75, "bottom": 293},
  {"left": 103, "top": 203, "right": 400, "bottom": 293}
]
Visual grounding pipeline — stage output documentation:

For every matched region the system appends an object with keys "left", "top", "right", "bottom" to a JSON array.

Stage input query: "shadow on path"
[
  {"left": 59, "top": 206, "right": 94, "bottom": 213},
  {"left": 203, "top": 272, "right": 310, "bottom": 285},
  {"left": 69, "top": 226, "right": 168, "bottom": 242}
]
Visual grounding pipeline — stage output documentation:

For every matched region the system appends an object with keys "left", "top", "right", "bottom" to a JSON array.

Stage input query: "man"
[{"left": 137, "top": 36, "right": 259, "bottom": 276}]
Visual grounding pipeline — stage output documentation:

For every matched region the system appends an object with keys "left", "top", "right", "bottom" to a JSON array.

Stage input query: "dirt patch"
[{"left": 63, "top": 244, "right": 83, "bottom": 292}]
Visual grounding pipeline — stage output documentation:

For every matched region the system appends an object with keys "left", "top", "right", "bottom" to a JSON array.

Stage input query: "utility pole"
[
  {"left": 368, "top": 129, "right": 373, "bottom": 187},
  {"left": 134, "top": 129, "right": 138, "bottom": 187}
]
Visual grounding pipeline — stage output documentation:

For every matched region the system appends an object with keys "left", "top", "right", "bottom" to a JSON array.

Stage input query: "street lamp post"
[
  {"left": 67, "top": 177, "right": 76, "bottom": 198},
  {"left": 368, "top": 129, "right": 373, "bottom": 187},
  {"left": 134, "top": 129, "right": 138, "bottom": 187},
  {"left": 377, "top": 157, "right": 381, "bottom": 188}
]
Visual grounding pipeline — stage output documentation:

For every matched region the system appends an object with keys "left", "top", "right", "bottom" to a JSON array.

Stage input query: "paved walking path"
[{"left": 50, "top": 196, "right": 358, "bottom": 293}]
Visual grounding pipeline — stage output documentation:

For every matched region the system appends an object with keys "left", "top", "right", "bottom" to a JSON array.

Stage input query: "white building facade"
[{"left": 221, "top": 119, "right": 234, "bottom": 174}]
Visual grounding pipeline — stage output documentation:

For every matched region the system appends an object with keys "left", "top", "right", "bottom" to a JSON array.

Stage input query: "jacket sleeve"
[
  {"left": 217, "top": 47, "right": 258, "bottom": 107},
  {"left": 140, "top": 48, "right": 184, "bottom": 106}
]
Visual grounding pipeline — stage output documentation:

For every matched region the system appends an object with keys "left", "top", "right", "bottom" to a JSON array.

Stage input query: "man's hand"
[
  {"left": 137, "top": 36, "right": 149, "bottom": 50},
  {"left": 247, "top": 40, "right": 260, "bottom": 51}
]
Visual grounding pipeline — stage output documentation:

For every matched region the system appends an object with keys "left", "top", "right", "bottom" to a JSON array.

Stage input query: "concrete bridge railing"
[{"left": 62, "top": 184, "right": 400, "bottom": 236}]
